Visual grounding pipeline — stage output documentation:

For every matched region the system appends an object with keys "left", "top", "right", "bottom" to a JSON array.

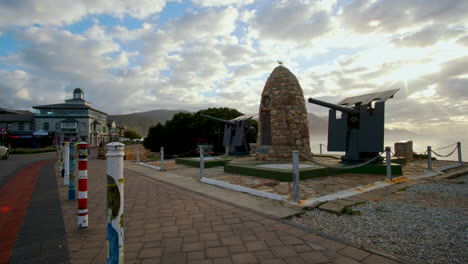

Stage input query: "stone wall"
[{"left": 256, "top": 66, "right": 312, "bottom": 161}]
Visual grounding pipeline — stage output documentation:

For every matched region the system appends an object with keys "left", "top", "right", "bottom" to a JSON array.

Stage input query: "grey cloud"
[
  {"left": 248, "top": 0, "right": 333, "bottom": 42},
  {"left": 392, "top": 25, "right": 467, "bottom": 47},
  {"left": 340, "top": 0, "right": 468, "bottom": 34},
  {"left": 0, "top": 0, "right": 167, "bottom": 28}
]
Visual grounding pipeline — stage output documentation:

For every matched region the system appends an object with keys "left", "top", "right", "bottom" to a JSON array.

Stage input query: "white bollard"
[
  {"left": 160, "top": 147, "right": 165, "bottom": 171},
  {"left": 292, "top": 151, "right": 300, "bottom": 203},
  {"left": 106, "top": 142, "right": 125, "bottom": 264},
  {"left": 457, "top": 142, "right": 462, "bottom": 164},
  {"left": 64, "top": 142, "right": 70, "bottom": 186},
  {"left": 199, "top": 145, "right": 204, "bottom": 180},
  {"left": 136, "top": 144, "right": 140, "bottom": 164},
  {"left": 385, "top": 147, "right": 392, "bottom": 180},
  {"left": 427, "top": 146, "right": 432, "bottom": 171}
]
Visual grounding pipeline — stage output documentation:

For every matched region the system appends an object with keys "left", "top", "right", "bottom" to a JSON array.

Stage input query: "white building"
[{"left": 33, "top": 88, "right": 109, "bottom": 146}]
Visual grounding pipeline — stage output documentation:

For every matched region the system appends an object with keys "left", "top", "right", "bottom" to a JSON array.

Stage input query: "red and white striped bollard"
[{"left": 77, "top": 142, "right": 89, "bottom": 229}]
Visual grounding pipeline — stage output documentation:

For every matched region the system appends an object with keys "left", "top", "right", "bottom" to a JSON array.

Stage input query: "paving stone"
[
  {"left": 206, "top": 247, "right": 229, "bottom": 258},
  {"left": 338, "top": 246, "right": 371, "bottom": 261},
  {"left": 245, "top": 241, "right": 269, "bottom": 252},
  {"left": 299, "top": 251, "right": 330, "bottom": 263},
  {"left": 139, "top": 248, "right": 163, "bottom": 258},
  {"left": 213, "top": 257, "right": 233, "bottom": 264},
  {"left": 183, "top": 242, "right": 205, "bottom": 252},
  {"left": 161, "top": 252, "right": 187, "bottom": 264},
  {"left": 228, "top": 244, "right": 247, "bottom": 254},
  {"left": 231, "top": 252, "right": 258, "bottom": 264},
  {"left": 188, "top": 251, "right": 205, "bottom": 260},
  {"left": 270, "top": 246, "right": 298, "bottom": 258}
]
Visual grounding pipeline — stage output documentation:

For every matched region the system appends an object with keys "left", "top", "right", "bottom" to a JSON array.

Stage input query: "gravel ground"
[{"left": 289, "top": 175, "right": 468, "bottom": 264}]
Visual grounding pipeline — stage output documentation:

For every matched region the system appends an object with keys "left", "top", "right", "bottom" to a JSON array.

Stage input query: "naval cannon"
[
  {"left": 308, "top": 89, "right": 399, "bottom": 162},
  {"left": 201, "top": 114, "right": 256, "bottom": 155}
]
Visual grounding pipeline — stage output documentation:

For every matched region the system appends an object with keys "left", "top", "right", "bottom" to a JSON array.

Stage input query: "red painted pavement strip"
[{"left": 0, "top": 158, "right": 56, "bottom": 264}]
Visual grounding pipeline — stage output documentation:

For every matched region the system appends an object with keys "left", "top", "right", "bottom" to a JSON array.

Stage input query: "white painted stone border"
[
  {"left": 300, "top": 161, "right": 461, "bottom": 207},
  {"left": 136, "top": 162, "right": 163, "bottom": 171},
  {"left": 200, "top": 177, "right": 285, "bottom": 201}
]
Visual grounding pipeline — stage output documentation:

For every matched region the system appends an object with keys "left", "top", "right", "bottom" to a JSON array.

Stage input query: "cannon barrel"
[
  {"left": 201, "top": 114, "right": 236, "bottom": 125},
  {"left": 308, "top": 98, "right": 359, "bottom": 114}
]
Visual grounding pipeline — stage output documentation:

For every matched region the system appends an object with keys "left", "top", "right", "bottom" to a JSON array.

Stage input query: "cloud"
[
  {"left": 192, "top": 0, "right": 254, "bottom": 7},
  {"left": 0, "top": 0, "right": 167, "bottom": 28},
  {"left": 246, "top": 0, "right": 335, "bottom": 43},
  {"left": 339, "top": 0, "right": 468, "bottom": 34}
]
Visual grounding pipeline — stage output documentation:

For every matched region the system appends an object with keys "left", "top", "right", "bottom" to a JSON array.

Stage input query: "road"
[
  {"left": 0, "top": 152, "right": 57, "bottom": 188},
  {"left": 0, "top": 152, "right": 68, "bottom": 263}
]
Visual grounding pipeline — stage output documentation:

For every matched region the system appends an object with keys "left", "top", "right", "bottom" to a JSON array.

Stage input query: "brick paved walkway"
[{"left": 57, "top": 158, "right": 401, "bottom": 264}]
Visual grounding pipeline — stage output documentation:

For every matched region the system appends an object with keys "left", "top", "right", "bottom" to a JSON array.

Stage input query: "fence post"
[
  {"left": 106, "top": 142, "right": 125, "bottom": 264},
  {"left": 319, "top": 144, "right": 323, "bottom": 155},
  {"left": 385, "top": 147, "right": 392, "bottom": 180},
  {"left": 427, "top": 146, "right": 432, "bottom": 171},
  {"left": 457, "top": 142, "right": 462, "bottom": 164},
  {"left": 199, "top": 145, "right": 204, "bottom": 180},
  {"left": 160, "top": 147, "right": 165, "bottom": 171},
  {"left": 64, "top": 142, "right": 70, "bottom": 186},
  {"left": 77, "top": 142, "right": 88, "bottom": 229},
  {"left": 69, "top": 143, "right": 76, "bottom": 200},
  {"left": 136, "top": 144, "right": 140, "bottom": 164},
  {"left": 292, "top": 151, "right": 300, "bottom": 203}
]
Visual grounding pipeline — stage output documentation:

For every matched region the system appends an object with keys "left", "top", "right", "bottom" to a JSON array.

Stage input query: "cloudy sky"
[{"left": 0, "top": 0, "right": 467, "bottom": 139}]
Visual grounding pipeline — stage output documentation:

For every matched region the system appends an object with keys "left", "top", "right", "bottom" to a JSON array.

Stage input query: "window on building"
[
  {"left": 82, "top": 123, "right": 87, "bottom": 129},
  {"left": 56, "top": 122, "right": 61, "bottom": 130},
  {"left": 44, "top": 122, "right": 49, "bottom": 131},
  {"left": 19, "top": 122, "right": 24, "bottom": 131},
  {"left": 30, "top": 123, "right": 35, "bottom": 130}
]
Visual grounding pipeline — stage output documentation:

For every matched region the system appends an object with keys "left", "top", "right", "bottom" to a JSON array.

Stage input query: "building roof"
[
  {"left": 0, "top": 113, "right": 35, "bottom": 122},
  {"left": 0, "top": 108, "right": 33, "bottom": 115},
  {"left": 33, "top": 103, "right": 107, "bottom": 115}
]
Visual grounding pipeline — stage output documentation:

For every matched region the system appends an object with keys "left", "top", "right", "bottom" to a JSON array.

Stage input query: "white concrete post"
[
  {"left": 319, "top": 144, "right": 323, "bottom": 155},
  {"left": 457, "top": 142, "right": 462, "bottom": 164},
  {"left": 427, "top": 146, "right": 432, "bottom": 171},
  {"left": 199, "top": 145, "right": 204, "bottom": 180},
  {"left": 160, "top": 147, "right": 165, "bottom": 171},
  {"left": 385, "top": 147, "right": 392, "bottom": 180},
  {"left": 136, "top": 144, "right": 140, "bottom": 164},
  {"left": 292, "top": 151, "right": 300, "bottom": 203},
  {"left": 106, "top": 142, "right": 125, "bottom": 264},
  {"left": 64, "top": 142, "right": 70, "bottom": 186}
]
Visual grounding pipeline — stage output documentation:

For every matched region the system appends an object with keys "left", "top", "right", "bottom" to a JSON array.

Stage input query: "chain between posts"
[
  {"left": 306, "top": 152, "right": 384, "bottom": 170},
  {"left": 431, "top": 145, "right": 458, "bottom": 158}
]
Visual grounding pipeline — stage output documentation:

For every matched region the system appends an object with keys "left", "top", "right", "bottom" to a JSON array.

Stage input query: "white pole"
[
  {"left": 136, "top": 144, "right": 140, "bottom": 164},
  {"left": 292, "top": 151, "right": 300, "bottom": 203},
  {"left": 457, "top": 142, "right": 462, "bottom": 164},
  {"left": 106, "top": 142, "right": 125, "bottom": 264},
  {"left": 160, "top": 147, "right": 165, "bottom": 171},
  {"left": 385, "top": 147, "right": 392, "bottom": 180},
  {"left": 199, "top": 145, "right": 204, "bottom": 180},
  {"left": 427, "top": 146, "right": 432, "bottom": 171},
  {"left": 64, "top": 142, "right": 70, "bottom": 186}
]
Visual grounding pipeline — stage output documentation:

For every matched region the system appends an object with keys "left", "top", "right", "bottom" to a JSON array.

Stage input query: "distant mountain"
[
  {"left": 308, "top": 113, "right": 328, "bottom": 135},
  {"left": 109, "top": 109, "right": 188, "bottom": 137}
]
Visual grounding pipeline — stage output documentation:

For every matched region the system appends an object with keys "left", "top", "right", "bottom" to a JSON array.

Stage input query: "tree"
[
  {"left": 124, "top": 129, "right": 141, "bottom": 140},
  {"left": 143, "top": 107, "right": 257, "bottom": 156}
]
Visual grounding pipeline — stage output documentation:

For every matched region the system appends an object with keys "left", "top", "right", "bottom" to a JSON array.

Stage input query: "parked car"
[{"left": 0, "top": 143, "right": 9, "bottom": 159}]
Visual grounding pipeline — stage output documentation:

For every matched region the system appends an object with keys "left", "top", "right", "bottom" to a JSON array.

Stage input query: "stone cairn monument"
[{"left": 256, "top": 65, "right": 312, "bottom": 161}]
